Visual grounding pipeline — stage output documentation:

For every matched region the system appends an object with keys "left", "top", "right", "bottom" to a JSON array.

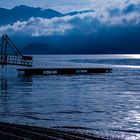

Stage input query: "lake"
[{"left": 0, "top": 55, "right": 140, "bottom": 140}]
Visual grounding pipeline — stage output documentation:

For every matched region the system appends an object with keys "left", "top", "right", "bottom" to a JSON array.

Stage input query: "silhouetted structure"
[
  {"left": 0, "top": 35, "right": 32, "bottom": 67},
  {"left": 17, "top": 68, "right": 112, "bottom": 76}
]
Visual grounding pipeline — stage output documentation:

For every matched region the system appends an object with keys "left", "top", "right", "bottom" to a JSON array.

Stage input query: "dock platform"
[{"left": 17, "top": 67, "right": 112, "bottom": 76}]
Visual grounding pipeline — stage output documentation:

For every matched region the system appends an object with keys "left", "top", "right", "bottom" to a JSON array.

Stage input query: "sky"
[
  {"left": 0, "top": 0, "right": 140, "bottom": 36},
  {"left": 0, "top": 0, "right": 139, "bottom": 13},
  {"left": 0, "top": 0, "right": 140, "bottom": 52}
]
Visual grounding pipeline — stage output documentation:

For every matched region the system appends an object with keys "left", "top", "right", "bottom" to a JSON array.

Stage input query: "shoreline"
[{"left": 0, "top": 122, "right": 110, "bottom": 140}]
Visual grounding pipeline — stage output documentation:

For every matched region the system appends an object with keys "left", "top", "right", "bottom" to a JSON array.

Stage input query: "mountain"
[
  {"left": 22, "top": 28, "right": 140, "bottom": 54},
  {"left": 65, "top": 9, "right": 95, "bottom": 16},
  {"left": 0, "top": 5, "right": 95, "bottom": 26},
  {"left": 0, "top": 5, "right": 62, "bottom": 25},
  {"left": 22, "top": 42, "right": 55, "bottom": 54}
]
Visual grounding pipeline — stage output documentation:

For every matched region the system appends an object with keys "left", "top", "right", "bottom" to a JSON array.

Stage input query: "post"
[{"left": 0, "top": 35, "right": 8, "bottom": 67}]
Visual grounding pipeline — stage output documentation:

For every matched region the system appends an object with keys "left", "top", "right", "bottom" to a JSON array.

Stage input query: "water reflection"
[
  {"left": 0, "top": 72, "right": 33, "bottom": 96},
  {"left": 0, "top": 67, "right": 8, "bottom": 95},
  {"left": 0, "top": 73, "right": 34, "bottom": 125},
  {"left": 17, "top": 75, "right": 33, "bottom": 84},
  {"left": 0, "top": 68, "right": 33, "bottom": 105},
  {"left": 0, "top": 78, "right": 8, "bottom": 95}
]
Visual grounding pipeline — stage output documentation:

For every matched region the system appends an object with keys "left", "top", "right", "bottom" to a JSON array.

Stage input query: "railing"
[{"left": 0, "top": 54, "right": 32, "bottom": 67}]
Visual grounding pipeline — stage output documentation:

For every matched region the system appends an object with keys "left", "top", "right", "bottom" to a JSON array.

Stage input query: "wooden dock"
[{"left": 17, "top": 67, "right": 112, "bottom": 76}]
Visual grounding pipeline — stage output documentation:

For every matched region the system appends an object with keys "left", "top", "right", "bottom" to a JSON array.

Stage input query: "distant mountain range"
[
  {"left": 0, "top": 5, "right": 62, "bottom": 25},
  {"left": 0, "top": 5, "right": 95, "bottom": 25}
]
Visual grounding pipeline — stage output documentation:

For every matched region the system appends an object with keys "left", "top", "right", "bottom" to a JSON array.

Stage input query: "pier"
[
  {"left": 0, "top": 35, "right": 113, "bottom": 76},
  {"left": 17, "top": 67, "right": 112, "bottom": 76}
]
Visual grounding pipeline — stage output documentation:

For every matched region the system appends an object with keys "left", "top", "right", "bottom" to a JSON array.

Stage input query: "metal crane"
[{"left": 0, "top": 35, "right": 32, "bottom": 67}]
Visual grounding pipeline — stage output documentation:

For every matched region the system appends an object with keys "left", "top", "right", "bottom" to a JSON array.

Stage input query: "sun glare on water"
[{"left": 122, "top": 55, "right": 140, "bottom": 59}]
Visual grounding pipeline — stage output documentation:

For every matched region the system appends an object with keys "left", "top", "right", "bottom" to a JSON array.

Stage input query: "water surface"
[{"left": 0, "top": 55, "right": 140, "bottom": 140}]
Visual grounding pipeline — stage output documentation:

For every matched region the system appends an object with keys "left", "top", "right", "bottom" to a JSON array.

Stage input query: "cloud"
[
  {"left": 0, "top": 17, "right": 75, "bottom": 36},
  {"left": 108, "top": 2, "right": 140, "bottom": 16},
  {"left": 0, "top": 0, "right": 140, "bottom": 13},
  {"left": 0, "top": 1, "right": 140, "bottom": 37}
]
